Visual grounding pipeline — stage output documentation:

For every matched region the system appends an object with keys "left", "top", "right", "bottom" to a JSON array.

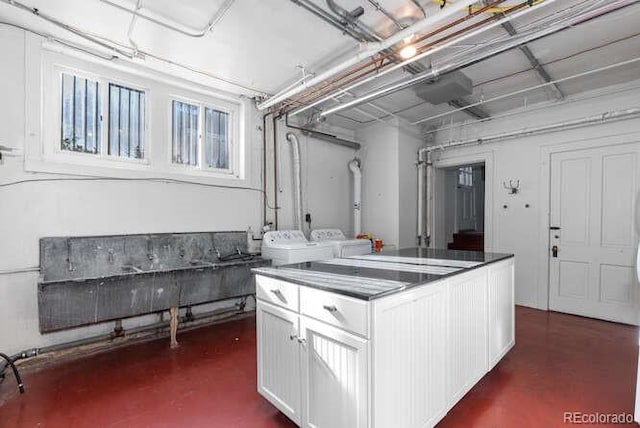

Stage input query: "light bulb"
[{"left": 400, "top": 44, "right": 417, "bottom": 59}]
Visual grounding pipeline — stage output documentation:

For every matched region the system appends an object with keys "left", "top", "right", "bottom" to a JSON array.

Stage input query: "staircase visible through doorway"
[{"left": 448, "top": 231, "right": 484, "bottom": 252}]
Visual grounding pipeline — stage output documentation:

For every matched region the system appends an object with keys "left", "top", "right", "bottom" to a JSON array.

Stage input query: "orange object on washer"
[{"left": 374, "top": 239, "right": 383, "bottom": 252}]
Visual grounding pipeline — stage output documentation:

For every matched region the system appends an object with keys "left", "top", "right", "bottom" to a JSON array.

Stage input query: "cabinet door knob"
[
  {"left": 297, "top": 337, "right": 307, "bottom": 345},
  {"left": 289, "top": 333, "right": 297, "bottom": 341},
  {"left": 323, "top": 305, "right": 338, "bottom": 313}
]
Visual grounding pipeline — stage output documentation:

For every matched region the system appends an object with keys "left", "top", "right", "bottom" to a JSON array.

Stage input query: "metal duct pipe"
[
  {"left": 289, "top": 0, "right": 368, "bottom": 42},
  {"left": 257, "top": 0, "right": 479, "bottom": 110},
  {"left": 426, "top": 107, "right": 640, "bottom": 152},
  {"left": 286, "top": 133, "right": 304, "bottom": 231},
  {"left": 348, "top": 159, "right": 362, "bottom": 237}
]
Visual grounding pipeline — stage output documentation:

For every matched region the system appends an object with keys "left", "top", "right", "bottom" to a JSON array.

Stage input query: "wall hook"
[{"left": 503, "top": 180, "right": 520, "bottom": 195}]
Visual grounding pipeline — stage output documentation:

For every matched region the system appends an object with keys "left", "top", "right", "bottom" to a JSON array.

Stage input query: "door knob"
[{"left": 552, "top": 245, "right": 558, "bottom": 258}]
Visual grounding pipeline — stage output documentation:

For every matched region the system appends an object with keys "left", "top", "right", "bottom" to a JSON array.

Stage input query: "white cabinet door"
[
  {"left": 299, "top": 316, "right": 368, "bottom": 428},
  {"left": 449, "top": 270, "right": 488, "bottom": 403},
  {"left": 487, "top": 259, "right": 515, "bottom": 369},
  {"left": 257, "top": 301, "right": 302, "bottom": 425}
]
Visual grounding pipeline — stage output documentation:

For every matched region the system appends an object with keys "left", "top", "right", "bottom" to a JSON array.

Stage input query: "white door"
[
  {"left": 549, "top": 142, "right": 640, "bottom": 324},
  {"left": 256, "top": 301, "right": 302, "bottom": 424},
  {"left": 299, "top": 316, "right": 368, "bottom": 428}
]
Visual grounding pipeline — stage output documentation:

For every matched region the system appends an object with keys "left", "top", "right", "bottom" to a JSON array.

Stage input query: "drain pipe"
[
  {"left": 348, "top": 159, "right": 362, "bottom": 237},
  {"left": 417, "top": 149, "right": 432, "bottom": 247},
  {"left": 0, "top": 300, "right": 247, "bottom": 387},
  {"left": 286, "top": 133, "right": 304, "bottom": 231}
]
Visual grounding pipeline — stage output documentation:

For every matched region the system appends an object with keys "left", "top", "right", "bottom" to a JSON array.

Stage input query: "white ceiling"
[{"left": 1, "top": 0, "right": 639, "bottom": 130}]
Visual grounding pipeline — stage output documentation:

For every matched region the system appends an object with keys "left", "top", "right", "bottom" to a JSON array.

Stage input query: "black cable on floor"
[{"left": 0, "top": 353, "right": 25, "bottom": 394}]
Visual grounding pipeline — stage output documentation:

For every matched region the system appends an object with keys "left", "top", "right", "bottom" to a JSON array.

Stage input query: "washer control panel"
[
  {"left": 310, "top": 229, "right": 347, "bottom": 242},
  {"left": 263, "top": 230, "right": 309, "bottom": 247}
]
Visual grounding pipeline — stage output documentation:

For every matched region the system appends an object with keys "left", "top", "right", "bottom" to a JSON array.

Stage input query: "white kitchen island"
[{"left": 253, "top": 248, "right": 514, "bottom": 428}]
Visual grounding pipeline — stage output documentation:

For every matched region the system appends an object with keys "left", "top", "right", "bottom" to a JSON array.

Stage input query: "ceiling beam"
[
  {"left": 447, "top": 98, "right": 491, "bottom": 120},
  {"left": 484, "top": 0, "right": 565, "bottom": 100}
]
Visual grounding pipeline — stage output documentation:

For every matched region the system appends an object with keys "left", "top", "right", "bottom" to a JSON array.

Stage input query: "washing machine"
[
  {"left": 261, "top": 230, "right": 335, "bottom": 266},
  {"left": 310, "top": 229, "right": 372, "bottom": 258}
]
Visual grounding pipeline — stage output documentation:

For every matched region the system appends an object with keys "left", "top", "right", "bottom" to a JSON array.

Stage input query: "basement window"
[
  {"left": 171, "top": 100, "right": 234, "bottom": 172},
  {"left": 204, "top": 107, "right": 230, "bottom": 170},
  {"left": 108, "top": 83, "right": 146, "bottom": 159},
  {"left": 61, "top": 73, "right": 101, "bottom": 154}
]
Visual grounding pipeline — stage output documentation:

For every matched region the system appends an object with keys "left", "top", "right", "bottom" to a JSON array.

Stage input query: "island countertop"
[{"left": 252, "top": 248, "right": 514, "bottom": 300}]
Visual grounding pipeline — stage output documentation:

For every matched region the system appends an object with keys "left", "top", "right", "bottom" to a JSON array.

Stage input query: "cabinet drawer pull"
[{"left": 323, "top": 305, "right": 338, "bottom": 313}]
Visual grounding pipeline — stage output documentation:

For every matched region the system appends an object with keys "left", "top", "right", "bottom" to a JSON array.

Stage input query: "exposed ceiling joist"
[
  {"left": 447, "top": 98, "right": 491, "bottom": 120},
  {"left": 485, "top": 0, "right": 566, "bottom": 100}
]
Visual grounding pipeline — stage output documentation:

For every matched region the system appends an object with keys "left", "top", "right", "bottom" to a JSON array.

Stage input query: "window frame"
[
  {"left": 105, "top": 78, "right": 150, "bottom": 163},
  {"left": 53, "top": 66, "right": 150, "bottom": 166},
  {"left": 31, "top": 43, "right": 247, "bottom": 183},
  {"left": 168, "top": 95, "right": 238, "bottom": 176}
]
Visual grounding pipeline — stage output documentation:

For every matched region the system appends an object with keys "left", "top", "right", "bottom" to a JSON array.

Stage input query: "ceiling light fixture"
[{"left": 400, "top": 44, "right": 417, "bottom": 59}]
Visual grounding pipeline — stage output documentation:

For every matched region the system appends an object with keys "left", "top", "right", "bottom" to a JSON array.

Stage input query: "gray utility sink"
[{"left": 38, "top": 231, "right": 269, "bottom": 332}]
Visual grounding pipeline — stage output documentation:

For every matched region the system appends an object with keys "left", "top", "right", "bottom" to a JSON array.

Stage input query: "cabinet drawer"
[
  {"left": 300, "top": 286, "right": 369, "bottom": 337},
  {"left": 256, "top": 275, "right": 299, "bottom": 312}
]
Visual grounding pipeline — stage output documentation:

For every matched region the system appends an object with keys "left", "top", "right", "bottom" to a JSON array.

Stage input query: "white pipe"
[
  {"left": 425, "top": 153, "right": 433, "bottom": 247},
  {"left": 257, "top": 0, "right": 478, "bottom": 110},
  {"left": 286, "top": 133, "right": 304, "bottom": 231},
  {"left": 425, "top": 107, "right": 640, "bottom": 152},
  {"left": 348, "top": 159, "right": 362, "bottom": 237},
  {"left": 301, "top": 0, "right": 558, "bottom": 118},
  {"left": 412, "top": 56, "right": 640, "bottom": 125},
  {"left": 309, "top": 0, "right": 631, "bottom": 119},
  {"left": 417, "top": 154, "right": 425, "bottom": 246},
  {"left": 100, "top": 0, "right": 235, "bottom": 37}
]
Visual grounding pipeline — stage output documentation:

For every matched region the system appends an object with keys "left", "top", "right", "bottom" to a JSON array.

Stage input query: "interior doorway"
[{"left": 442, "top": 163, "right": 486, "bottom": 252}]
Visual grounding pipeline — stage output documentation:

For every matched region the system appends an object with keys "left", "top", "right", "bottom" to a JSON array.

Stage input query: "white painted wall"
[
  {"left": 273, "top": 122, "right": 358, "bottom": 237},
  {"left": 0, "top": 26, "right": 355, "bottom": 355},
  {"left": 431, "top": 80, "right": 640, "bottom": 309},
  {"left": 356, "top": 119, "right": 424, "bottom": 250}
]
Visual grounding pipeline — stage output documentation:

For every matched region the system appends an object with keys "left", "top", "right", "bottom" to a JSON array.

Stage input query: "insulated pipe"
[
  {"left": 417, "top": 153, "right": 425, "bottom": 246},
  {"left": 417, "top": 149, "right": 434, "bottom": 247},
  {"left": 286, "top": 133, "right": 304, "bottom": 231},
  {"left": 257, "top": 0, "right": 479, "bottom": 110},
  {"left": 425, "top": 107, "right": 640, "bottom": 152},
  {"left": 348, "top": 159, "right": 362, "bottom": 237}
]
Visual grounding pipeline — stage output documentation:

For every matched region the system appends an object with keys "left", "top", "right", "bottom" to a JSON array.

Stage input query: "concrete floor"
[{"left": 0, "top": 307, "right": 637, "bottom": 427}]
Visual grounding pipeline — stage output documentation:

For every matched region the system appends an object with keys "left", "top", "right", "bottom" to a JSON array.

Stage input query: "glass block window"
[
  {"left": 172, "top": 100, "right": 200, "bottom": 166},
  {"left": 204, "top": 107, "right": 230, "bottom": 170},
  {"left": 61, "top": 73, "right": 101, "bottom": 154},
  {"left": 108, "top": 84, "right": 146, "bottom": 159}
]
